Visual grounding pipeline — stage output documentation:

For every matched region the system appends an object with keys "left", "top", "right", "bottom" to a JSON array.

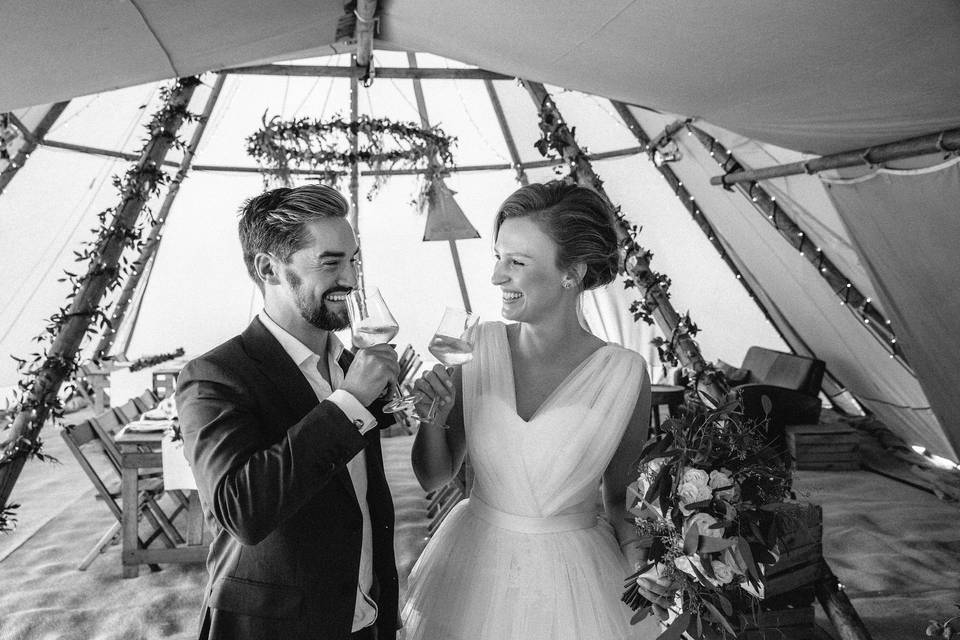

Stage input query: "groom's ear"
[{"left": 254, "top": 253, "right": 281, "bottom": 287}]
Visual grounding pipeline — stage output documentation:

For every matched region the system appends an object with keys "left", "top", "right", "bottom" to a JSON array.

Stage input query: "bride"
[{"left": 402, "top": 181, "right": 672, "bottom": 639}]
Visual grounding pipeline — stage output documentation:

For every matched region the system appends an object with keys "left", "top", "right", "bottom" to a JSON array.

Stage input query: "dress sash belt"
[{"left": 468, "top": 495, "right": 597, "bottom": 534}]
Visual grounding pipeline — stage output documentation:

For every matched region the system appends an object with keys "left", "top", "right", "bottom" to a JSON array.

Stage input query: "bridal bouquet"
[{"left": 622, "top": 394, "right": 793, "bottom": 639}]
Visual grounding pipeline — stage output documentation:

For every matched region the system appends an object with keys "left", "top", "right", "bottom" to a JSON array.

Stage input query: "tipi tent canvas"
[{"left": 0, "top": 2, "right": 959, "bottom": 639}]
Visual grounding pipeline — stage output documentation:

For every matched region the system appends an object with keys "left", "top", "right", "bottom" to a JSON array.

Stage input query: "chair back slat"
[
  {"left": 95, "top": 407, "right": 127, "bottom": 433},
  {"left": 90, "top": 412, "right": 126, "bottom": 470},
  {"left": 114, "top": 399, "right": 141, "bottom": 425},
  {"left": 60, "top": 421, "right": 123, "bottom": 520},
  {"left": 134, "top": 388, "right": 160, "bottom": 413}
]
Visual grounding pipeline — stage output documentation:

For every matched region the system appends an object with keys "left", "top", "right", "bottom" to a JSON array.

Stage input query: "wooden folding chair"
[
  {"left": 91, "top": 410, "right": 190, "bottom": 518},
  {"left": 113, "top": 398, "right": 142, "bottom": 425},
  {"left": 61, "top": 419, "right": 185, "bottom": 570},
  {"left": 133, "top": 388, "right": 160, "bottom": 414}
]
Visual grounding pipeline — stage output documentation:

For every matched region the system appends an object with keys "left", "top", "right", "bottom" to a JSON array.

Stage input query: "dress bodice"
[{"left": 462, "top": 322, "right": 647, "bottom": 518}]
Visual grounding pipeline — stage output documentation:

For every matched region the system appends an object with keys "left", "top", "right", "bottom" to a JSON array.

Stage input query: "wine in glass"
[
  {"left": 416, "top": 307, "right": 479, "bottom": 423},
  {"left": 345, "top": 287, "right": 418, "bottom": 413}
]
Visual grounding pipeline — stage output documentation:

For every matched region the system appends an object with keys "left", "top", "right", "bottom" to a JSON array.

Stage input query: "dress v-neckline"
[{"left": 500, "top": 323, "right": 613, "bottom": 423}]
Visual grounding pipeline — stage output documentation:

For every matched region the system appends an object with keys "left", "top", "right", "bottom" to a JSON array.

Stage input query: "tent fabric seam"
[{"left": 127, "top": 0, "right": 179, "bottom": 76}]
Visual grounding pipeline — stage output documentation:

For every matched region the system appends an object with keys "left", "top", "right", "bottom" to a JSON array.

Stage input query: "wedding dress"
[{"left": 402, "top": 321, "right": 648, "bottom": 640}]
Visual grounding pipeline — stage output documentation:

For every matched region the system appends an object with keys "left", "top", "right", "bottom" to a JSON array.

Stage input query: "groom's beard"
[{"left": 286, "top": 272, "right": 351, "bottom": 331}]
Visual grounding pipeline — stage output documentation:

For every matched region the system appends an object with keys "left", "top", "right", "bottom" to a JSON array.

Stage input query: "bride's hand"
[
  {"left": 412, "top": 364, "right": 456, "bottom": 424},
  {"left": 636, "top": 564, "right": 678, "bottom": 621}
]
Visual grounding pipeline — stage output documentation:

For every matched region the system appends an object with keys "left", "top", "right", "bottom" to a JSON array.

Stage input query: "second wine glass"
[
  {"left": 414, "top": 307, "right": 479, "bottom": 423},
  {"left": 345, "top": 287, "right": 418, "bottom": 413}
]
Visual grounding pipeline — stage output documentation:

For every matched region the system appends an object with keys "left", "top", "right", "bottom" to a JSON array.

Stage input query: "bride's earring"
[{"left": 562, "top": 279, "right": 574, "bottom": 290}]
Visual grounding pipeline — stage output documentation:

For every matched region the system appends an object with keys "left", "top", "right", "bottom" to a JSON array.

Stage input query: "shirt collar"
[{"left": 258, "top": 310, "right": 345, "bottom": 367}]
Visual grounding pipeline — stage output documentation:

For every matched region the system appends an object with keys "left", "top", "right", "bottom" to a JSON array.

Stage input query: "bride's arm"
[
  {"left": 602, "top": 367, "right": 652, "bottom": 569},
  {"left": 410, "top": 364, "right": 467, "bottom": 492}
]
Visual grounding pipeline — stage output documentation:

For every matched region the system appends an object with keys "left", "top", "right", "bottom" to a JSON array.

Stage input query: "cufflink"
[{"left": 353, "top": 418, "right": 366, "bottom": 430}]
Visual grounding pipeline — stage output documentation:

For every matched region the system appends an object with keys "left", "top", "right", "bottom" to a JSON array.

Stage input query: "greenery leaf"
[{"left": 657, "top": 612, "right": 692, "bottom": 640}]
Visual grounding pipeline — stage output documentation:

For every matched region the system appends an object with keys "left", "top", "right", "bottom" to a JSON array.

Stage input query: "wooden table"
[
  {"left": 116, "top": 429, "right": 207, "bottom": 578},
  {"left": 650, "top": 384, "right": 685, "bottom": 432}
]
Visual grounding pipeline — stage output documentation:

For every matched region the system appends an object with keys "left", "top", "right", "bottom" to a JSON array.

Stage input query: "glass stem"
[{"left": 424, "top": 366, "right": 454, "bottom": 423}]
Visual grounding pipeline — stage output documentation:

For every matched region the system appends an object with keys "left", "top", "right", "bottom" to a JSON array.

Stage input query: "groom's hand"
[{"left": 341, "top": 344, "right": 401, "bottom": 406}]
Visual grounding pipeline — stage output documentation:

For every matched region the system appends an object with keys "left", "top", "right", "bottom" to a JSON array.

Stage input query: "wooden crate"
[
  {"left": 763, "top": 502, "right": 824, "bottom": 600},
  {"left": 738, "top": 503, "right": 823, "bottom": 640},
  {"left": 787, "top": 423, "right": 859, "bottom": 471},
  {"left": 739, "top": 606, "right": 818, "bottom": 640}
]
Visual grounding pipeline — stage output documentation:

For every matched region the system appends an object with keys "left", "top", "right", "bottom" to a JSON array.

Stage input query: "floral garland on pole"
[
  {"left": 527, "top": 84, "right": 722, "bottom": 394},
  {"left": 0, "top": 78, "right": 202, "bottom": 533},
  {"left": 245, "top": 113, "right": 457, "bottom": 204}
]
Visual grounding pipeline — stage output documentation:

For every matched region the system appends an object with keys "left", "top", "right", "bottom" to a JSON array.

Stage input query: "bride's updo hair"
[{"left": 494, "top": 181, "right": 620, "bottom": 290}]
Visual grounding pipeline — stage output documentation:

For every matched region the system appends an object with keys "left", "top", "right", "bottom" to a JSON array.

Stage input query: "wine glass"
[
  {"left": 414, "top": 307, "right": 479, "bottom": 423},
  {"left": 345, "top": 287, "right": 418, "bottom": 413}
]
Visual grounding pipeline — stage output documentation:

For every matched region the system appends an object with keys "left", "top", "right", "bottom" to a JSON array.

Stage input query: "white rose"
[
  {"left": 708, "top": 469, "right": 732, "bottom": 490},
  {"left": 709, "top": 469, "right": 739, "bottom": 501},
  {"left": 711, "top": 560, "right": 735, "bottom": 585},
  {"left": 677, "top": 482, "right": 700, "bottom": 506},
  {"left": 684, "top": 513, "right": 722, "bottom": 539},
  {"left": 695, "top": 484, "right": 714, "bottom": 502},
  {"left": 682, "top": 468, "right": 710, "bottom": 488}
]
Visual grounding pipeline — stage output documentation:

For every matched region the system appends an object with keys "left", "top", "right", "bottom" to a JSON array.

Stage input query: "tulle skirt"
[{"left": 401, "top": 497, "right": 637, "bottom": 640}]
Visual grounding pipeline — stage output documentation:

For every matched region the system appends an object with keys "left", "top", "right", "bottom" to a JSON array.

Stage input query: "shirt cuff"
[{"left": 328, "top": 389, "right": 378, "bottom": 434}]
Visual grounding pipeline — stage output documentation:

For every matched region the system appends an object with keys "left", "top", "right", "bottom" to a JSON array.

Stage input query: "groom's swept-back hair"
[
  {"left": 494, "top": 180, "right": 619, "bottom": 290},
  {"left": 238, "top": 184, "right": 349, "bottom": 288}
]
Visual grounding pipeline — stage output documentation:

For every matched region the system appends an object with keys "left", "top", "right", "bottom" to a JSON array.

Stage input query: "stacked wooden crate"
[
  {"left": 674, "top": 503, "right": 825, "bottom": 640},
  {"left": 735, "top": 503, "right": 824, "bottom": 640},
  {"left": 786, "top": 423, "right": 860, "bottom": 471}
]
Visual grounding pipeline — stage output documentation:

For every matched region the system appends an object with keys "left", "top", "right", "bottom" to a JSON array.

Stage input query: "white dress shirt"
[{"left": 258, "top": 311, "right": 379, "bottom": 631}]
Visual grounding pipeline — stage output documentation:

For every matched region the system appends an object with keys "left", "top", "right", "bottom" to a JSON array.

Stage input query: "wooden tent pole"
[
  {"left": 522, "top": 81, "right": 722, "bottom": 397},
  {"left": 349, "top": 56, "right": 366, "bottom": 294},
  {"left": 94, "top": 74, "right": 226, "bottom": 361},
  {"left": 814, "top": 560, "right": 874, "bottom": 640},
  {"left": 222, "top": 64, "right": 511, "bottom": 81},
  {"left": 681, "top": 122, "right": 905, "bottom": 362},
  {"left": 32, "top": 137, "right": 642, "bottom": 176},
  {"left": 612, "top": 107, "right": 859, "bottom": 406},
  {"left": 0, "top": 101, "right": 70, "bottom": 195},
  {"left": 408, "top": 52, "right": 472, "bottom": 312},
  {"left": 610, "top": 104, "right": 790, "bottom": 340},
  {"left": 484, "top": 79, "right": 528, "bottom": 187},
  {"left": 354, "top": 0, "right": 378, "bottom": 80},
  {"left": 0, "top": 77, "right": 200, "bottom": 514},
  {"left": 711, "top": 127, "right": 960, "bottom": 186}
]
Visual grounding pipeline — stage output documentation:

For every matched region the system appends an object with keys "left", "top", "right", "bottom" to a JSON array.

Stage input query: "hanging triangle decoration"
[{"left": 422, "top": 177, "right": 481, "bottom": 241}]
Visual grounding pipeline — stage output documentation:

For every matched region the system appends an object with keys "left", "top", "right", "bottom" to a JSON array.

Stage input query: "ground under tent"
[{"left": 1, "top": 3, "right": 959, "bottom": 639}]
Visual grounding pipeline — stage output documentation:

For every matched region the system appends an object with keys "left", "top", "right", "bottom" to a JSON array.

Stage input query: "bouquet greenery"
[{"left": 623, "top": 394, "right": 794, "bottom": 639}]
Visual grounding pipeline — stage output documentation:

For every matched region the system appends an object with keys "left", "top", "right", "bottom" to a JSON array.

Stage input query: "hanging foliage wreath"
[{"left": 246, "top": 113, "right": 457, "bottom": 202}]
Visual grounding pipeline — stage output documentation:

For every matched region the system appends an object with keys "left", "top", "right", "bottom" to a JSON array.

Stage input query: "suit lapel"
[
  {"left": 241, "top": 317, "right": 319, "bottom": 421},
  {"left": 242, "top": 318, "right": 359, "bottom": 502}
]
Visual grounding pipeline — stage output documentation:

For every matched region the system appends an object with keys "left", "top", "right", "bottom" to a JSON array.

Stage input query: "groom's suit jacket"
[{"left": 177, "top": 317, "right": 398, "bottom": 640}]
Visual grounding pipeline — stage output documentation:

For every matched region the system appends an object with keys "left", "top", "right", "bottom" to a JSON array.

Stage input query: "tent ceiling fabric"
[
  {"left": 3, "top": 2, "right": 960, "bottom": 156},
  {"left": 0, "top": 0, "right": 346, "bottom": 111}
]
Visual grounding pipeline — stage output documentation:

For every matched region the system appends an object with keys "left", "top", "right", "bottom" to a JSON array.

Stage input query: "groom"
[{"left": 177, "top": 184, "right": 400, "bottom": 640}]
